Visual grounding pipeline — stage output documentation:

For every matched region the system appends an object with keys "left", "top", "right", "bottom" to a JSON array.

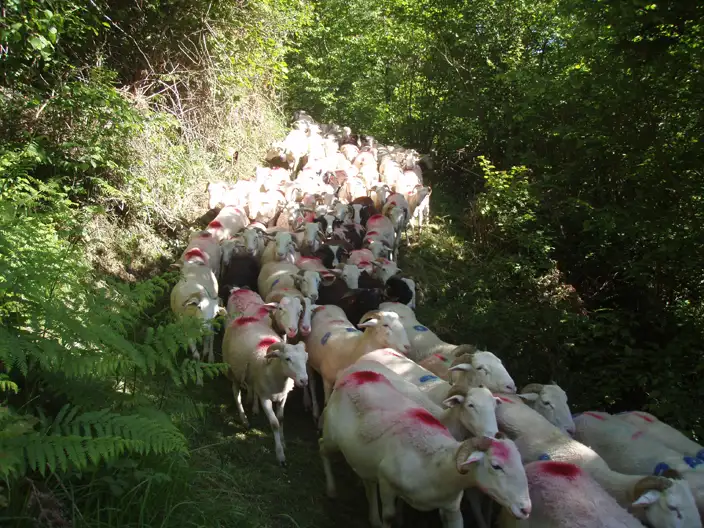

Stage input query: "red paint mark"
[
  {"left": 491, "top": 440, "right": 511, "bottom": 463},
  {"left": 495, "top": 396, "right": 515, "bottom": 404},
  {"left": 358, "top": 260, "right": 371, "bottom": 266},
  {"left": 257, "top": 337, "right": 280, "bottom": 349},
  {"left": 540, "top": 461, "right": 581, "bottom": 479},
  {"left": 635, "top": 412, "right": 655, "bottom": 423},
  {"left": 434, "top": 353, "right": 447, "bottom": 361},
  {"left": 405, "top": 408, "right": 452, "bottom": 437},
  {"left": 304, "top": 212, "right": 315, "bottom": 222},
  {"left": 232, "top": 316, "right": 261, "bottom": 327},
  {"left": 366, "top": 231, "right": 379, "bottom": 236},
  {"left": 208, "top": 220, "right": 223, "bottom": 228},
  {"left": 584, "top": 412, "right": 606, "bottom": 421},
  {"left": 339, "top": 370, "right": 391, "bottom": 388},
  {"left": 313, "top": 306, "right": 325, "bottom": 312},
  {"left": 195, "top": 232, "right": 213, "bottom": 238},
  {"left": 380, "top": 349, "right": 404, "bottom": 358},
  {"left": 184, "top": 248, "right": 207, "bottom": 261},
  {"left": 368, "top": 214, "right": 385, "bottom": 222},
  {"left": 632, "top": 430, "right": 645, "bottom": 440}
]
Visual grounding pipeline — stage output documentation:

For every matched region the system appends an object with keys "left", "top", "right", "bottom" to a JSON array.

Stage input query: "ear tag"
[
  {"left": 414, "top": 325, "right": 428, "bottom": 332},
  {"left": 321, "top": 332, "right": 332, "bottom": 345},
  {"left": 653, "top": 462, "right": 670, "bottom": 476}
]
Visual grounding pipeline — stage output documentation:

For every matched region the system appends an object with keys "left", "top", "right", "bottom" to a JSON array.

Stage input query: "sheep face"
[
  {"left": 184, "top": 295, "right": 225, "bottom": 323},
  {"left": 372, "top": 258, "right": 399, "bottom": 283},
  {"left": 301, "top": 221, "right": 323, "bottom": 252},
  {"left": 241, "top": 228, "right": 265, "bottom": 257},
  {"left": 347, "top": 204, "right": 363, "bottom": 225},
  {"left": 275, "top": 296, "right": 304, "bottom": 340},
  {"left": 358, "top": 312, "right": 410, "bottom": 354},
  {"left": 338, "top": 264, "right": 361, "bottom": 289},
  {"left": 519, "top": 385, "right": 575, "bottom": 436},
  {"left": 633, "top": 478, "right": 701, "bottom": 528},
  {"left": 294, "top": 270, "right": 321, "bottom": 303},
  {"left": 267, "top": 343, "right": 309, "bottom": 388},
  {"left": 444, "top": 387, "right": 500, "bottom": 438},
  {"left": 298, "top": 298, "right": 314, "bottom": 336},
  {"left": 459, "top": 437, "right": 531, "bottom": 519},
  {"left": 450, "top": 351, "right": 517, "bottom": 394},
  {"left": 273, "top": 231, "right": 297, "bottom": 261},
  {"left": 364, "top": 237, "right": 392, "bottom": 260}
]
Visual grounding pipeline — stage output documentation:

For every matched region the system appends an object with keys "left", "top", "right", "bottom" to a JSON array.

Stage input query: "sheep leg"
[
  {"left": 231, "top": 381, "right": 249, "bottom": 428},
  {"left": 276, "top": 395, "right": 288, "bottom": 449},
  {"left": 438, "top": 508, "right": 463, "bottom": 528},
  {"left": 307, "top": 365, "right": 321, "bottom": 421},
  {"left": 319, "top": 433, "right": 337, "bottom": 498},
  {"left": 465, "top": 489, "right": 490, "bottom": 528},
  {"left": 363, "top": 479, "right": 383, "bottom": 528},
  {"left": 378, "top": 478, "right": 397, "bottom": 528},
  {"left": 261, "top": 397, "right": 285, "bottom": 466},
  {"left": 323, "top": 379, "right": 333, "bottom": 404},
  {"left": 252, "top": 394, "right": 260, "bottom": 416}
]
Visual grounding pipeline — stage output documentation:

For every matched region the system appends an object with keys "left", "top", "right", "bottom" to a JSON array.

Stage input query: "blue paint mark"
[
  {"left": 271, "top": 279, "right": 281, "bottom": 288},
  {"left": 345, "top": 327, "right": 360, "bottom": 333},
  {"left": 413, "top": 325, "right": 428, "bottom": 332},
  {"left": 571, "top": 413, "right": 582, "bottom": 420},
  {"left": 419, "top": 374, "right": 439, "bottom": 383},
  {"left": 684, "top": 456, "right": 703, "bottom": 469},
  {"left": 653, "top": 462, "right": 670, "bottom": 476},
  {"left": 697, "top": 449, "right": 704, "bottom": 462},
  {"left": 321, "top": 332, "right": 331, "bottom": 345},
  {"left": 538, "top": 453, "right": 551, "bottom": 461}
]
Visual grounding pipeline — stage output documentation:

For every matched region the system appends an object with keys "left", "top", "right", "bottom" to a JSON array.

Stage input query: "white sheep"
[
  {"left": 260, "top": 230, "right": 298, "bottom": 266},
  {"left": 401, "top": 278, "right": 416, "bottom": 309},
  {"left": 206, "top": 205, "right": 248, "bottom": 242},
  {"left": 258, "top": 260, "right": 322, "bottom": 303},
  {"left": 304, "top": 308, "right": 411, "bottom": 414},
  {"left": 222, "top": 318, "right": 308, "bottom": 466},
  {"left": 351, "top": 349, "right": 502, "bottom": 439},
  {"left": 247, "top": 189, "right": 285, "bottom": 225},
  {"left": 206, "top": 180, "right": 255, "bottom": 210},
  {"left": 573, "top": 411, "right": 704, "bottom": 518},
  {"left": 496, "top": 399, "right": 701, "bottom": 527},
  {"left": 226, "top": 287, "right": 303, "bottom": 341},
  {"left": 320, "top": 367, "right": 531, "bottom": 527},
  {"left": 170, "top": 258, "right": 225, "bottom": 363},
  {"left": 181, "top": 232, "right": 222, "bottom": 279},
  {"left": 293, "top": 220, "right": 325, "bottom": 254},
  {"left": 408, "top": 185, "right": 432, "bottom": 234},
  {"left": 615, "top": 411, "right": 704, "bottom": 461},
  {"left": 364, "top": 214, "right": 395, "bottom": 260},
  {"left": 371, "top": 258, "right": 401, "bottom": 283},
  {"left": 497, "top": 460, "right": 643, "bottom": 528},
  {"left": 517, "top": 383, "right": 575, "bottom": 436}
]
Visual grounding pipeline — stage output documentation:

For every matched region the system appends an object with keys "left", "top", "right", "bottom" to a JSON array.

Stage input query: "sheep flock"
[{"left": 170, "top": 110, "right": 704, "bottom": 528}]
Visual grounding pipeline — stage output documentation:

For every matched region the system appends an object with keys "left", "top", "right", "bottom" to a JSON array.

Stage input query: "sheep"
[
  {"left": 371, "top": 184, "right": 392, "bottom": 211},
  {"left": 382, "top": 198, "right": 409, "bottom": 260},
  {"left": 495, "top": 398, "right": 702, "bottom": 528},
  {"left": 170, "top": 258, "right": 225, "bottom": 363},
  {"left": 353, "top": 348, "right": 502, "bottom": 439},
  {"left": 348, "top": 197, "right": 377, "bottom": 226},
  {"left": 234, "top": 225, "right": 268, "bottom": 258},
  {"left": 247, "top": 189, "right": 286, "bottom": 227},
  {"left": 319, "top": 367, "right": 531, "bottom": 528},
  {"left": 341, "top": 174, "right": 368, "bottom": 203},
  {"left": 401, "top": 277, "right": 416, "bottom": 309},
  {"left": 396, "top": 169, "right": 422, "bottom": 196},
  {"left": 293, "top": 220, "right": 326, "bottom": 254},
  {"left": 449, "top": 346, "right": 518, "bottom": 393},
  {"left": 340, "top": 143, "right": 360, "bottom": 163},
  {"left": 304, "top": 308, "right": 411, "bottom": 411},
  {"left": 312, "top": 239, "right": 353, "bottom": 268},
  {"left": 206, "top": 180, "right": 254, "bottom": 210},
  {"left": 615, "top": 411, "right": 704, "bottom": 460},
  {"left": 573, "top": 411, "right": 704, "bottom": 518},
  {"left": 364, "top": 215, "right": 395, "bottom": 259},
  {"left": 496, "top": 461, "right": 644, "bottom": 528},
  {"left": 370, "top": 258, "right": 401, "bottom": 283},
  {"left": 260, "top": 230, "right": 298, "bottom": 266},
  {"left": 258, "top": 260, "right": 322, "bottom": 302},
  {"left": 206, "top": 205, "right": 248, "bottom": 242},
  {"left": 226, "top": 287, "right": 303, "bottom": 341},
  {"left": 218, "top": 252, "right": 259, "bottom": 303},
  {"left": 181, "top": 233, "right": 222, "bottom": 279},
  {"left": 518, "top": 384, "right": 575, "bottom": 436},
  {"left": 348, "top": 248, "right": 376, "bottom": 273},
  {"left": 332, "top": 223, "right": 365, "bottom": 250},
  {"left": 408, "top": 185, "right": 432, "bottom": 234},
  {"left": 222, "top": 318, "right": 308, "bottom": 466}
]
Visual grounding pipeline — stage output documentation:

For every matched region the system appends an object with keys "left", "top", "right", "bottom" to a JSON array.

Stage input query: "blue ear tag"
[
  {"left": 684, "top": 456, "right": 702, "bottom": 469},
  {"left": 419, "top": 374, "right": 439, "bottom": 383},
  {"left": 321, "top": 332, "right": 331, "bottom": 345},
  {"left": 538, "top": 453, "right": 551, "bottom": 461},
  {"left": 697, "top": 449, "right": 704, "bottom": 462},
  {"left": 653, "top": 462, "right": 670, "bottom": 476},
  {"left": 413, "top": 325, "right": 428, "bottom": 332}
]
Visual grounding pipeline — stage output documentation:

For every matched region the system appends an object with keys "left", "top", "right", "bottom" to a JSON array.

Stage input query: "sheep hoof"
[
  {"left": 326, "top": 487, "right": 337, "bottom": 499},
  {"left": 279, "top": 460, "right": 287, "bottom": 469}
]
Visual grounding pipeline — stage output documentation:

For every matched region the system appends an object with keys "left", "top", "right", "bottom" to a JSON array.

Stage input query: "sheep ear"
[
  {"left": 448, "top": 363, "right": 473, "bottom": 373},
  {"left": 632, "top": 490, "right": 662, "bottom": 507},
  {"left": 263, "top": 302, "right": 278, "bottom": 312},
  {"left": 442, "top": 395, "right": 465, "bottom": 408},
  {"left": 358, "top": 318, "right": 380, "bottom": 328},
  {"left": 217, "top": 306, "right": 228, "bottom": 317},
  {"left": 518, "top": 393, "right": 540, "bottom": 403},
  {"left": 463, "top": 451, "right": 485, "bottom": 465}
]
